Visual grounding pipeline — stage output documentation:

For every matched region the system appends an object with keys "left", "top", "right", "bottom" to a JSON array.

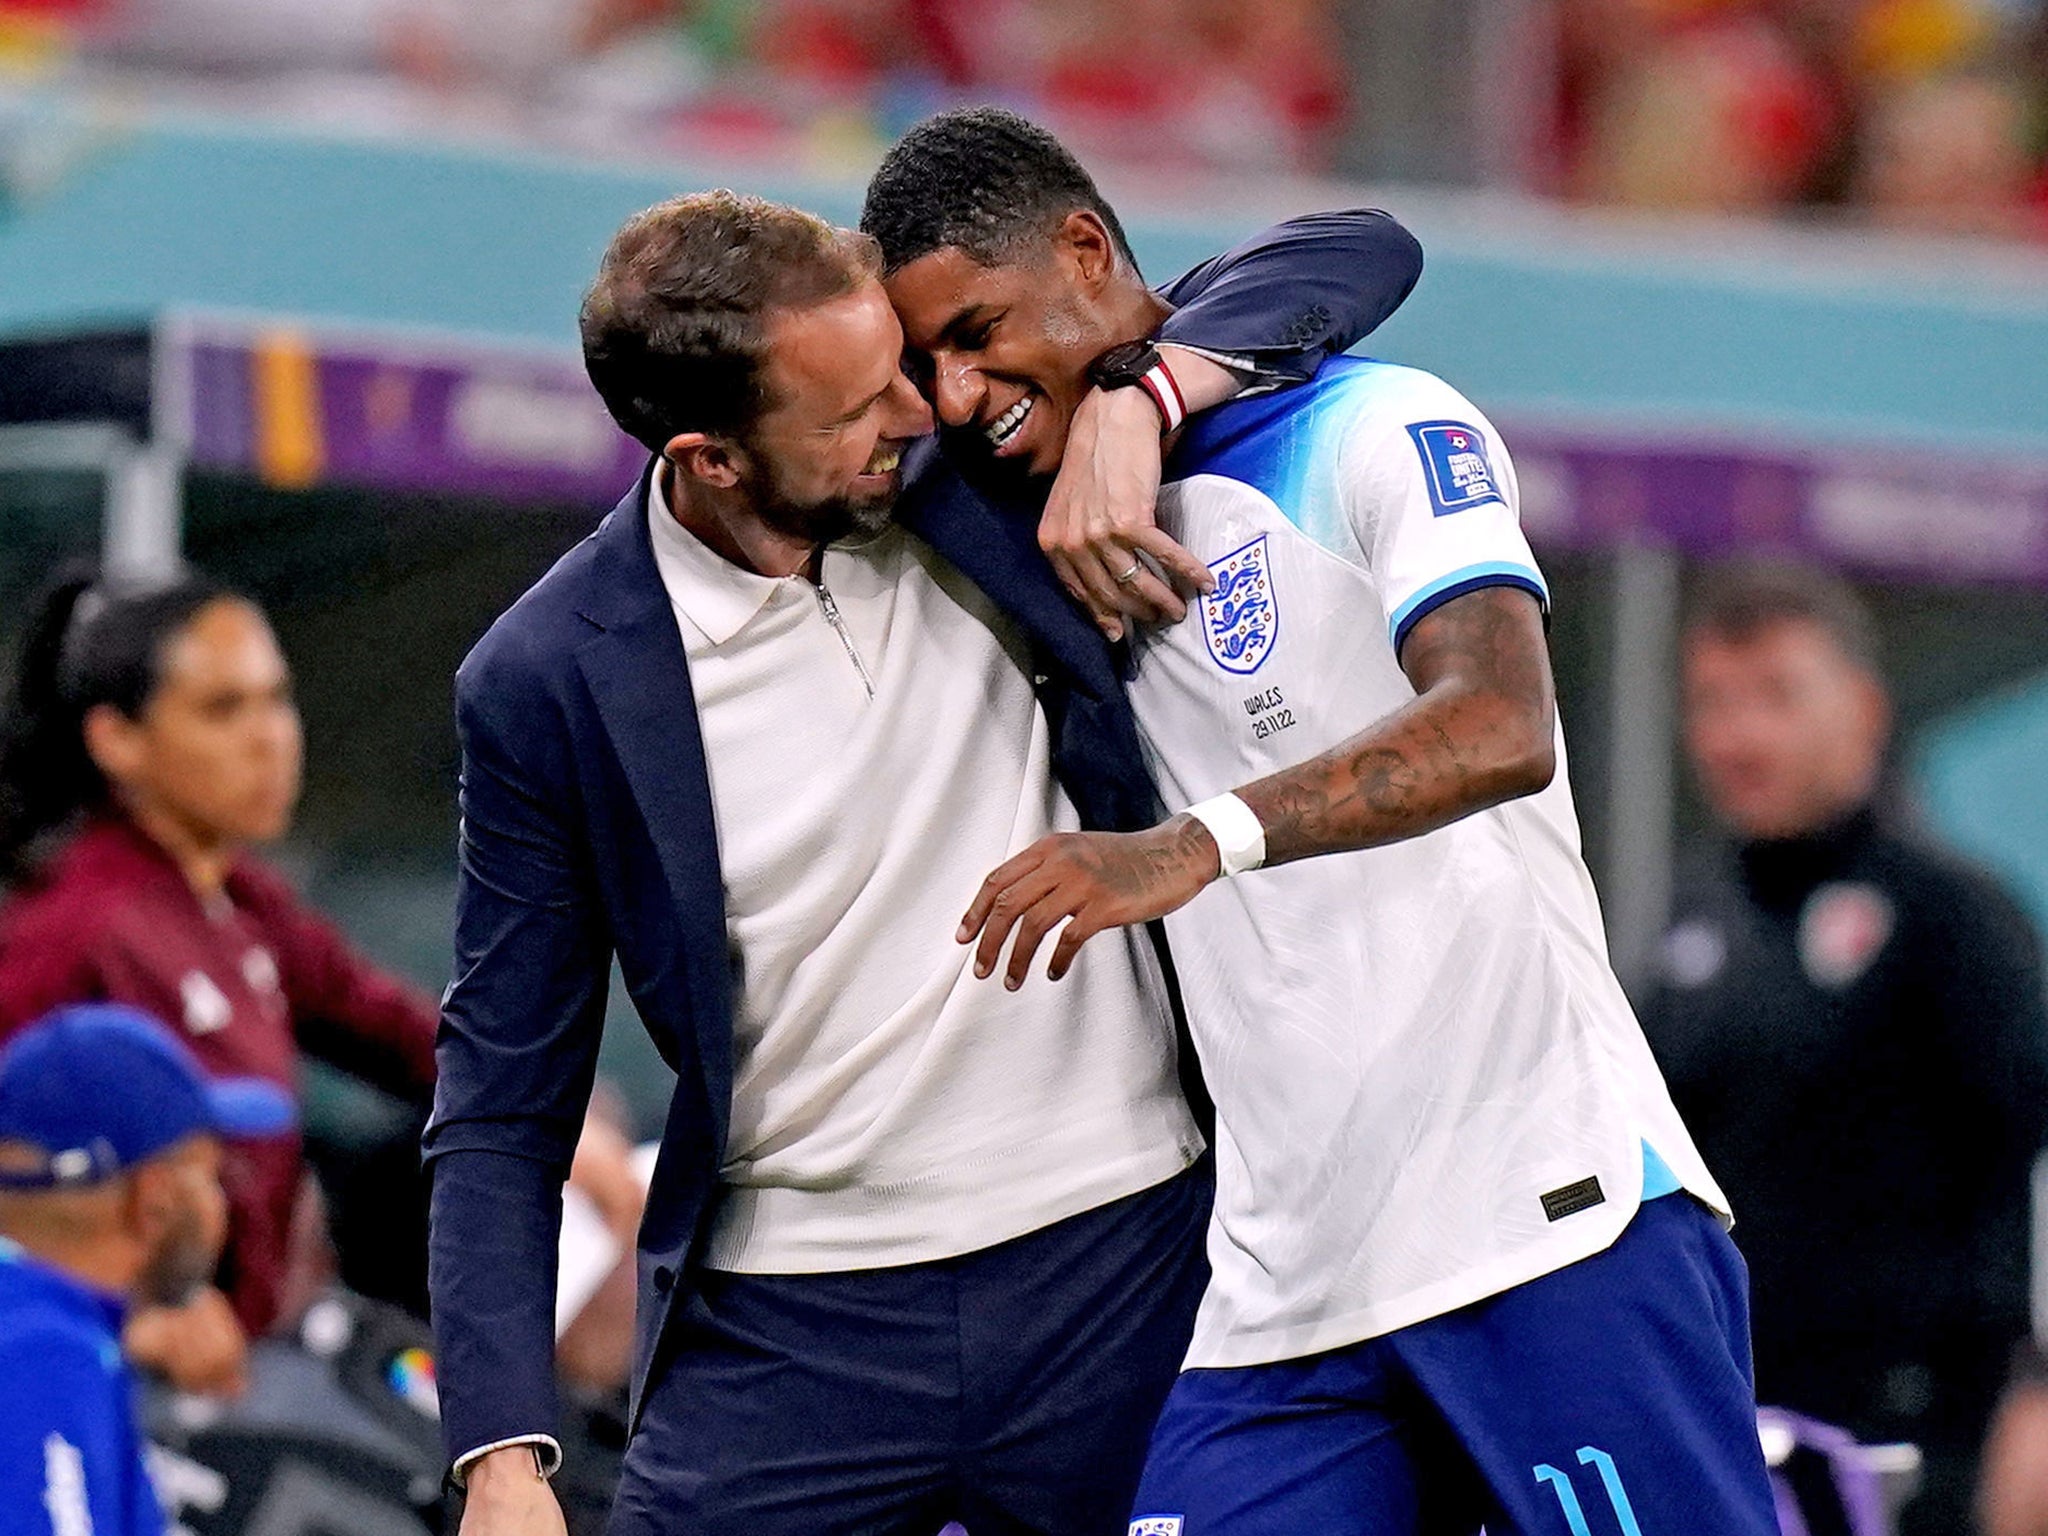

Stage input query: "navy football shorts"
[{"left": 1130, "top": 1193, "right": 1778, "bottom": 1536}]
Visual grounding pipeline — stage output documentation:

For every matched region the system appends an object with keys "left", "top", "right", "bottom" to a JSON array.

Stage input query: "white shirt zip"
[{"left": 806, "top": 555, "right": 876, "bottom": 700}]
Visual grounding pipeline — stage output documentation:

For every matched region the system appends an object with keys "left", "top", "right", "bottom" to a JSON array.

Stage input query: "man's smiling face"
[
  {"left": 734, "top": 279, "right": 934, "bottom": 541},
  {"left": 884, "top": 236, "right": 1112, "bottom": 481}
]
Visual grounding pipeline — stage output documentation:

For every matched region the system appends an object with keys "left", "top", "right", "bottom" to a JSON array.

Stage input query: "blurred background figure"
[
  {"left": 0, "top": 568, "right": 440, "bottom": 1395},
  {"left": 79, "top": 0, "right": 676, "bottom": 96},
  {"left": 1557, "top": 0, "right": 1846, "bottom": 213},
  {"left": 1642, "top": 562, "right": 2048, "bottom": 1536},
  {"left": 0, "top": 1002, "right": 293, "bottom": 1536}
]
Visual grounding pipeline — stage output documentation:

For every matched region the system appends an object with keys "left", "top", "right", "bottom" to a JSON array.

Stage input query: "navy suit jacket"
[{"left": 424, "top": 209, "right": 1424, "bottom": 1466}]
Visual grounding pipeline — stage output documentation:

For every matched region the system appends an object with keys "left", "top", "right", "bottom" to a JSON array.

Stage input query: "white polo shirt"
[
  {"left": 1130, "top": 359, "right": 1725, "bottom": 1368},
  {"left": 646, "top": 470, "right": 1203, "bottom": 1273}
]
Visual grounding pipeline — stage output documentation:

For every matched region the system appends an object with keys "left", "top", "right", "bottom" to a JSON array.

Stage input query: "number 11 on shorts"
[{"left": 1534, "top": 1446, "right": 1644, "bottom": 1536}]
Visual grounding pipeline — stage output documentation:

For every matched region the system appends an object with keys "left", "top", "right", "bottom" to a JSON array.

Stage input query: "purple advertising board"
[
  {"left": 163, "top": 318, "right": 2048, "bottom": 587},
  {"left": 1511, "top": 431, "right": 2048, "bottom": 586},
  {"left": 174, "top": 320, "right": 647, "bottom": 507}
]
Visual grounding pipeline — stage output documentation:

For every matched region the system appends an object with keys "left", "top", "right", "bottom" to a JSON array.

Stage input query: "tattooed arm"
[
  {"left": 1240, "top": 586, "right": 1554, "bottom": 862},
  {"left": 958, "top": 586, "right": 1555, "bottom": 988}
]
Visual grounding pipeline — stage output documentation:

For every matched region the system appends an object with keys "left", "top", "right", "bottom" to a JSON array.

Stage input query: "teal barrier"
[{"left": 1916, "top": 678, "right": 2048, "bottom": 935}]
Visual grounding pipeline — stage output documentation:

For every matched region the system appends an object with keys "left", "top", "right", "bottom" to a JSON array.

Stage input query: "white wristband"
[{"left": 1183, "top": 792, "right": 1266, "bottom": 878}]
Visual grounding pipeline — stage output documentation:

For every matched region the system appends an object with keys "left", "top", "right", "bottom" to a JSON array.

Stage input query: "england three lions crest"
[{"left": 1202, "top": 534, "right": 1278, "bottom": 675}]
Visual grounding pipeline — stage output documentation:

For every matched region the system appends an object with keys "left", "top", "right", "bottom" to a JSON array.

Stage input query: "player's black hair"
[
  {"left": 0, "top": 563, "right": 235, "bottom": 882},
  {"left": 1687, "top": 559, "right": 1881, "bottom": 673},
  {"left": 859, "top": 106, "right": 1138, "bottom": 275}
]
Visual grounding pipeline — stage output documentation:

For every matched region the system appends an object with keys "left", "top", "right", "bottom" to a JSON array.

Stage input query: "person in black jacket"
[{"left": 1642, "top": 560, "right": 2048, "bottom": 1536}]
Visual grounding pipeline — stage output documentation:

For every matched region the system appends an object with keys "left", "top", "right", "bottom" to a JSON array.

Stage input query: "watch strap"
[{"left": 1088, "top": 341, "right": 1186, "bottom": 434}]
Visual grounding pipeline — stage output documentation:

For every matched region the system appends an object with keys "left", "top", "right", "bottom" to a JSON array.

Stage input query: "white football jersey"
[{"left": 1134, "top": 357, "right": 1726, "bottom": 1370}]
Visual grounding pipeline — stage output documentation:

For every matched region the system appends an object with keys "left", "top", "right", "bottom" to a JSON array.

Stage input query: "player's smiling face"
[{"left": 884, "top": 212, "right": 1124, "bottom": 480}]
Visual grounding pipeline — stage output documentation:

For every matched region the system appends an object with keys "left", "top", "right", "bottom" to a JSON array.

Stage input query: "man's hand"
[
  {"left": 959, "top": 817, "right": 1221, "bottom": 987},
  {"left": 123, "top": 1285, "right": 250, "bottom": 1398},
  {"left": 1038, "top": 345, "right": 1256, "bottom": 640},
  {"left": 1039, "top": 386, "right": 1210, "bottom": 641},
  {"left": 460, "top": 1446, "right": 568, "bottom": 1536}
]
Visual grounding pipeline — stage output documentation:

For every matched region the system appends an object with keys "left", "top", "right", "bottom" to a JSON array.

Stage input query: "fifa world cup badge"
[
  {"left": 1129, "top": 1519, "right": 1186, "bottom": 1536},
  {"left": 1407, "top": 419, "right": 1505, "bottom": 516}
]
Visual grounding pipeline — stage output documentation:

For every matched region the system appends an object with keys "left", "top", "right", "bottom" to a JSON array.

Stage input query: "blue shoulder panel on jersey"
[{"left": 1165, "top": 354, "right": 1379, "bottom": 525}]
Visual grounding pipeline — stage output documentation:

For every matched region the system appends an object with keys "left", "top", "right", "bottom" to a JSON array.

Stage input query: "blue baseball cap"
[{"left": 0, "top": 1003, "right": 296, "bottom": 1189}]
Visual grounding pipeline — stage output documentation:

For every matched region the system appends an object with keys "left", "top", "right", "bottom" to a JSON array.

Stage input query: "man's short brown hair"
[
  {"left": 1686, "top": 559, "right": 1882, "bottom": 673},
  {"left": 581, "top": 191, "right": 883, "bottom": 452}
]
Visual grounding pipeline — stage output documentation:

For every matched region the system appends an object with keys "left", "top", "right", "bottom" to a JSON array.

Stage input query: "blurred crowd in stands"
[
  {"left": 1552, "top": 0, "right": 2048, "bottom": 237},
  {"left": 0, "top": 0, "right": 2043, "bottom": 234},
  {"left": 0, "top": 0, "right": 1347, "bottom": 173}
]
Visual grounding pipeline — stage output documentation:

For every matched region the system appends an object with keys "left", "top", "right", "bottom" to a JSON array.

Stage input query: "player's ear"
[
  {"left": 664, "top": 433, "right": 741, "bottom": 492},
  {"left": 1055, "top": 210, "right": 1119, "bottom": 292}
]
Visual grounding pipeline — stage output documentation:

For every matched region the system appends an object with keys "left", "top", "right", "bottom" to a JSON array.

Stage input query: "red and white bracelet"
[{"left": 1136, "top": 356, "right": 1188, "bottom": 435}]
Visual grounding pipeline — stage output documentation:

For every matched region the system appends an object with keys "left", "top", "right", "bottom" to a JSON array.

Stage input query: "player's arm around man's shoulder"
[
  {"left": 429, "top": 618, "right": 613, "bottom": 1535},
  {"left": 1038, "top": 209, "right": 1425, "bottom": 639},
  {"left": 963, "top": 374, "right": 1557, "bottom": 988},
  {"left": 1151, "top": 207, "right": 1423, "bottom": 381}
]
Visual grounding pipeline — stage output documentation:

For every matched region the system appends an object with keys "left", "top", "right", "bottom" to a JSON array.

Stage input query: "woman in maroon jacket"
[{"left": 0, "top": 567, "right": 439, "bottom": 1389}]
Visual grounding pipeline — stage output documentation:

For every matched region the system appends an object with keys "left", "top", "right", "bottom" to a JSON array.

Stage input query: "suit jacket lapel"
[{"left": 572, "top": 472, "right": 734, "bottom": 1134}]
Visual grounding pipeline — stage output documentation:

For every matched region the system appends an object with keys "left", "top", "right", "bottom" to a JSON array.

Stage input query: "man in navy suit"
[{"left": 428, "top": 162, "right": 1421, "bottom": 1536}]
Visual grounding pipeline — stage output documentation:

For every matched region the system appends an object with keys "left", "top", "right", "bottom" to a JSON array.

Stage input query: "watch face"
[{"left": 1089, "top": 340, "right": 1163, "bottom": 390}]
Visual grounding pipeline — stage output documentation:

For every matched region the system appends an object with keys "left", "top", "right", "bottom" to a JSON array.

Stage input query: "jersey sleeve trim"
[{"left": 1389, "top": 562, "right": 1549, "bottom": 655}]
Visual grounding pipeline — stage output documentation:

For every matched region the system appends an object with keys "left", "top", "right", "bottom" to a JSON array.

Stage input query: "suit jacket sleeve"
[
  {"left": 423, "top": 630, "right": 613, "bottom": 1468},
  {"left": 1155, "top": 208, "right": 1423, "bottom": 381}
]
